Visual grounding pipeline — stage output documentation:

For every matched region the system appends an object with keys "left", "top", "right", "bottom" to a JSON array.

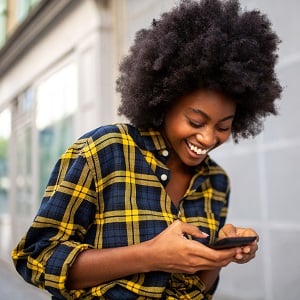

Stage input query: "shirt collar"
[
  {"left": 138, "top": 127, "right": 211, "bottom": 172},
  {"left": 139, "top": 128, "right": 168, "bottom": 152}
]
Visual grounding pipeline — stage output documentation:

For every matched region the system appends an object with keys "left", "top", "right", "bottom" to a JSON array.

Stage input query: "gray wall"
[{"left": 213, "top": 1, "right": 300, "bottom": 300}]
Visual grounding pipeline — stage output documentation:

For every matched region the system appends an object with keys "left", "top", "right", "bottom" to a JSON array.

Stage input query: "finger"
[
  {"left": 175, "top": 220, "right": 209, "bottom": 239},
  {"left": 236, "top": 227, "right": 258, "bottom": 238},
  {"left": 218, "top": 224, "right": 237, "bottom": 238},
  {"left": 235, "top": 252, "right": 244, "bottom": 260},
  {"left": 209, "top": 247, "right": 241, "bottom": 267},
  {"left": 242, "top": 246, "right": 251, "bottom": 254},
  {"left": 234, "top": 245, "right": 257, "bottom": 263}
]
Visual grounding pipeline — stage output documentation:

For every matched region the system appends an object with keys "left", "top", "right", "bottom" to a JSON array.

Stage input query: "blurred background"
[{"left": 0, "top": 0, "right": 299, "bottom": 299}]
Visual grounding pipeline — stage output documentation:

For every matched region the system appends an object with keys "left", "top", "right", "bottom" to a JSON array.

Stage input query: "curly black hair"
[{"left": 117, "top": 0, "right": 282, "bottom": 141}]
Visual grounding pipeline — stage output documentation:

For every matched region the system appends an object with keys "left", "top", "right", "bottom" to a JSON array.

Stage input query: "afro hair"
[{"left": 117, "top": 0, "right": 282, "bottom": 141}]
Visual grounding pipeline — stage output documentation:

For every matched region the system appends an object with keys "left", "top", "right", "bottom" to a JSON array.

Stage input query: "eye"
[
  {"left": 216, "top": 125, "right": 231, "bottom": 132},
  {"left": 217, "top": 127, "right": 230, "bottom": 132},
  {"left": 188, "top": 119, "right": 205, "bottom": 129}
]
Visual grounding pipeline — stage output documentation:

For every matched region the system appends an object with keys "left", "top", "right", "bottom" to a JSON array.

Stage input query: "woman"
[{"left": 12, "top": 0, "right": 281, "bottom": 299}]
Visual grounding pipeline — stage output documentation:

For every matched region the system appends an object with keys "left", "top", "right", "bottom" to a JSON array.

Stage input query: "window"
[
  {"left": 0, "top": 0, "right": 7, "bottom": 47},
  {"left": 16, "top": 0, "right": 41, "bottom": 23},
  {"left": 0, "top": 108, "right": 11, "bottom": 216},
  {"left": 15, "top": 124, "right": 33, "bottom": 215},
  {"left": 15, "top": 90, "right": 34, "bottom": 216},
  {"left": 36, "top": 63, "right": 78, "bottom": 198},
  {"left": 11, "top": 62, "right": 78, "bottom": 220}
]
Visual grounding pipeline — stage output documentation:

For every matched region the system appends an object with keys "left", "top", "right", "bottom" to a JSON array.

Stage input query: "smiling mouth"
[{"left": 186, "top": 141, "right": 210, "bottom": 155}]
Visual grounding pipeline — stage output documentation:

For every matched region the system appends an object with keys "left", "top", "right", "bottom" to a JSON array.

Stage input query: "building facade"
[{"left": 0, "top": 1, "right": 299, "bottom": 299}]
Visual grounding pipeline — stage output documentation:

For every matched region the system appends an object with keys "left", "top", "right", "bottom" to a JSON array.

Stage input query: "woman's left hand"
[{"left": 218, "top": 224, "right": 259, "bottom": 264}]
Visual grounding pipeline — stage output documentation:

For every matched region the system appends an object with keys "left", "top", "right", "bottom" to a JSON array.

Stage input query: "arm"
[
  {"left": 67, "top": 220, "right": 239, "bottom": 289},
  {"left": 66, "top": 243, "right": 153, "bottom": 289},
  {"left": 197, "top": 268, "right": 221, "bottom": 293}
]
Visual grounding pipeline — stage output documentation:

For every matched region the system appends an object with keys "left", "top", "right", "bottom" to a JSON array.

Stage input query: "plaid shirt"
[{"left": 12, "top": 124, "right": 230, "bottom": 300}]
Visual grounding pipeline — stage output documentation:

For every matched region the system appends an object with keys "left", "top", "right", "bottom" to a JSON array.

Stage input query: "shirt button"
[
  {"left": 162, "top": 150, "right": 169, "bottom": 157},
  {"left": 160, "top": 174, "right": 168, "bottom": 181}
]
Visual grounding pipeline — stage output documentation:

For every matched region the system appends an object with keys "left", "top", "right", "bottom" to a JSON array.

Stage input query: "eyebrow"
[{"left": 189, "top": 108, "right": 235, "bottom": 122}]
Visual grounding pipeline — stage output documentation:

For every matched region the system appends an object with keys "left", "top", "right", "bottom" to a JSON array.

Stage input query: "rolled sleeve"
[
  {"left": 44, "top": 242, "right": 91, "bottom": 299},
  {"left": 12, "top": 138, "right": 98, "bottom": 299}
]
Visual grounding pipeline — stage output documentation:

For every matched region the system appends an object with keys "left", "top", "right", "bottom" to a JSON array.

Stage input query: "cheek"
[
  {"left": 171, "top": 124, "right": 191, "bottom": 142},
  {"left": 165, "top": 117, "right": 189, "bottom": 138}
]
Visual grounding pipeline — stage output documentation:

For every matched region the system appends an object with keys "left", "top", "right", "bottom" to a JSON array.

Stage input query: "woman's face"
[{"left": 162, "top": 89, "right": 236, "bottom": 167}]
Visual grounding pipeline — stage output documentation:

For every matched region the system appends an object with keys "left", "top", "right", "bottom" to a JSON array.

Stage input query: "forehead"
[{"left": 175, "top": 89, "right": 236, "bottom": 118}]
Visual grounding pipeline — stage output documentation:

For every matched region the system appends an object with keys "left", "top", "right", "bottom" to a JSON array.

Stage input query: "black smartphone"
[{"left": 208, "top": 236, "right": 257, "bottom": 250}]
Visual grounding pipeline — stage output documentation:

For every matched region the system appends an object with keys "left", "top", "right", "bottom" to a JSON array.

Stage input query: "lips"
[{"left": 186, "top": 141, "right": 210, "bottom": 155}]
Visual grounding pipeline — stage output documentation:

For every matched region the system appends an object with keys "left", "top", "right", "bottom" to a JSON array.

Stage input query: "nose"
[{"left": 195, "top": 127, "right": 217, "bottom": 148}]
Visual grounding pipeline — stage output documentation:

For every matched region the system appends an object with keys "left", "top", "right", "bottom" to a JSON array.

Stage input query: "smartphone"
[{"left": 208, "top": 236, "right": 257, "bottom": 250}]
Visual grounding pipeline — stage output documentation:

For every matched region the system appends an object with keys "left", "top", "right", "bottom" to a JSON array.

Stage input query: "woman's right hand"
[{"left": 145, "top": 220, "right": 240, "bottom": 274}]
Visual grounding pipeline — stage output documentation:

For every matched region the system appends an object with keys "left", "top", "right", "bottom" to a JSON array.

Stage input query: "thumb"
[{"left": 177, "top": 220, "right": 209, "bottom": 239}]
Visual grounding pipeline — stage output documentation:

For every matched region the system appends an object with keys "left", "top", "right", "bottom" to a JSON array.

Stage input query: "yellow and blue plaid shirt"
[{"left": 12, "top": 124, "right": 230, "bottom": 300}]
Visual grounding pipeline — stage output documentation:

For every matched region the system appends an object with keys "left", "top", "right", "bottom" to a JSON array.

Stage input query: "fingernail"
[
  {"left": 244, "top": 246, "right": 251, "bottom": 254},
  {"left": 236, "top": 253, "right": 243, "bottom": 260}
]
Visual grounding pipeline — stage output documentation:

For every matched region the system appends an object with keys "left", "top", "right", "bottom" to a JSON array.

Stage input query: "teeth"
[{"left": 187, "top": 141, "right": 208, "bottom": 155}]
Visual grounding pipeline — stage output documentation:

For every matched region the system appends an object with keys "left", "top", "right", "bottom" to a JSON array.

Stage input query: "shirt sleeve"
[{"left": 11, "top": 139, "right": 98, "bottom": 299}]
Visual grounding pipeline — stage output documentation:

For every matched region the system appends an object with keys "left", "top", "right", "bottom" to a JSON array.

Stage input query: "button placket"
[
  {"left": 160, "top": 173, "right": 168, "bottom": 181},
  {"left": 161, "top": 149, "right": 169, "bottom": 157}
]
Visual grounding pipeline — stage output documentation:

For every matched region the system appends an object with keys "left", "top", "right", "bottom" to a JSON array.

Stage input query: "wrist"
[{"left": 136, "top": 239, "right": 158, "bottom": 273}]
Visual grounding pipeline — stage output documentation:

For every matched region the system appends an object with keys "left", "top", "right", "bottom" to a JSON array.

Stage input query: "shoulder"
[
  {"left": 80, "top": 123, "right": 140, "bottom": 140},
  {"left": 79, "top": 123, "right": 126, "bottom": 139},
  {"left": 77, "top": 123, "right": 141, "bottom": 146},
  {"left": 77, "top": 123, "right": 145, "bottom": 155}
]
